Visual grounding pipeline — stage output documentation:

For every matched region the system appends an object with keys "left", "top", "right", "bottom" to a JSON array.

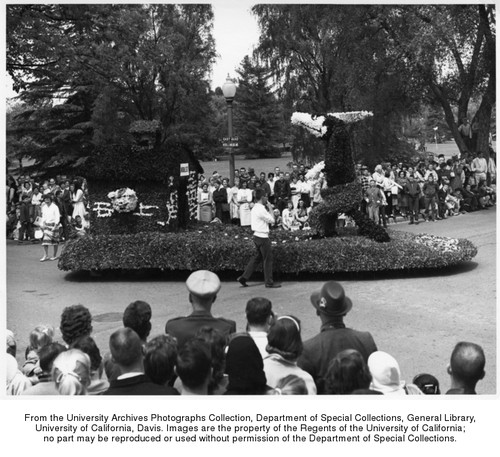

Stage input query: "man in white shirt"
[
  {"left": 245, "top": 297, "right": 275, "bottom": 359},
  {"left": 237, "top": 188, "right": 281, "bottom": 288},
  {"left": 471, "top": 151, "right": 488, "bottom": 183}
]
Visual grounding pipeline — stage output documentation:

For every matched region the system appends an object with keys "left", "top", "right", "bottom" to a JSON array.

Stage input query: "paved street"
[{"left": 6, "top": 207, "right": 496, "bottom": 394}]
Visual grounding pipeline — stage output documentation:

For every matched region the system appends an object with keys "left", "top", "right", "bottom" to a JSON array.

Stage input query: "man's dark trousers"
[
  {"left": 242, "top": 236, "right": 273, "bottom": 285},
  {"left": 408, "top": 195, "right": 420, "bottom": 221}
]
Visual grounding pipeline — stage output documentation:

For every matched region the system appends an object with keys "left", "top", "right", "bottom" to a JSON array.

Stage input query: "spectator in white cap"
[
  {"left": 165, "top": 270, "right": 236, "bottom": 349},
  {"left": 367, "top": 351, "right": 422, "bottom": 395}
]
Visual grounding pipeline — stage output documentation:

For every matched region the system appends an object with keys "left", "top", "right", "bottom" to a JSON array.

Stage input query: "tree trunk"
[
  {"left": 473, "top": 6, "right": 495, "bottom": 160},
  {"left": 426, "top": 78, "right": 469, "bottom": 156},
  {"left": 473, "top": 83, "right": 494, "bottom": 160}
]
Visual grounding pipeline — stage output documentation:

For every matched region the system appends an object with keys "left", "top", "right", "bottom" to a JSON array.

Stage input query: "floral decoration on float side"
[
  {"left": 107, "top": 188, "right": 138, "bottom": 213},
  {"left": 305, "top": 161, "right": 325, "bottom": 181}
]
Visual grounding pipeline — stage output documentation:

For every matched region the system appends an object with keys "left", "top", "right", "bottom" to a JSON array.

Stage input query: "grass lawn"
[
  {"left": 199, "top": 142, "right": 464, "bottom": 179},
  {"left": 199, "top": 152, "right": 295, "bottom": 178}
]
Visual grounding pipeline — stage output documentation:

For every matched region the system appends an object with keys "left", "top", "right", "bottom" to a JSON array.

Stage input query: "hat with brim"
[
  {"left": 186, "top": 270, "right": 221, "bottom": 298},
  {"left": 310, "top": 281, "right": 352, "bottom": 317}
]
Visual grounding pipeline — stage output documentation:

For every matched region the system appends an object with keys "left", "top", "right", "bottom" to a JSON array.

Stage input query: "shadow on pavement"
[{"left": 63, "top": 261, "right": 478, "bottom": 283}]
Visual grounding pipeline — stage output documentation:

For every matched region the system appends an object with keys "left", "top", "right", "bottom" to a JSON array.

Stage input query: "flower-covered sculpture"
[
  {"left": 107, "top": 188, "right": 138, "bottom": 213},
  {"left": 304, "top": 160, "right": 325, "bottom": 181},
  {"left": 292, "top": 110, "right": 389, "bottom": 241}
]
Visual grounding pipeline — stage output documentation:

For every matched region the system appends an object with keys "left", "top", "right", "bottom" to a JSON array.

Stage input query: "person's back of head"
[
  {"left": 368, "top": 351, "right": 406, "bottom": 395},
  {"left": 195, "top": 327, "right": 226, "bottom": 393},
  {"left": 176, "top": 338, "right": 212, "bottom": 394},
  {"left": 324, "top": 349, "right": 372, "bottom": 395},
  {"left": 412, "top": 373, "right": 441, "bottom": 395},
  {"left": 52, "top": 349, "right": 91, "bottom": 395},
  {"left": 273, "top": 374, "right": 308, "bottom": 395},
  {"left": 449, "top": 342, "right": 485, "bottom": 390},
  {"left": 123, "top": 300, "right": 152, "bottom": 342},
  {"left": 144, "top": 334, "right": 178, "bottom": 385},
  {"left": 266, "top": 315, "right": 303, "bottom": 362},
  {"left": 254, "top": 188, "right": 265, "bottom": 202},
  {"left": 246, "top": 297, "right": 273, "bottom": 329},
  {"left": 29, "top": 325, "right": 54, "bottom": 352},
  {"left": 109, "top": 328, "right": 143, "bottom": 372},
  {"left": 225, "top": 333, "right": 268, "bottom": 395},
  {"left": 60, "top": 304, "right": 93, "bottom": 345},
  {"left": 71, "top": 336, "right": 103, "bottom": 374},
  {"left": 39, "top": 343, "right": 67, "bottom": 375}
]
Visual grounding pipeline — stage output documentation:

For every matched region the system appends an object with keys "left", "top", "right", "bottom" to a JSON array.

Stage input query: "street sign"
[{"left": 222, "top": 136, "right": 238, "bottom": 148}]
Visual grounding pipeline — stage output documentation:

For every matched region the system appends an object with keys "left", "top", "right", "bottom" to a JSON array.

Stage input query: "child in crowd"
[
  {"left": 73, "top": 215, "right": 87, "bottom": 237},
  {"left": 423, "top": 175, "right": 439, "bottom": 221},
  {"left": 271, "top": 209, "right": 282, "bottom": 229},
  {"left": 364, "top": 179, "right": 385, "bottom": 225},
  {"left": 22, "top": 325, "right": 55, "bottom": 381},
  {"left": 444, "top": 188, "right": 461, "bottom": 217}
]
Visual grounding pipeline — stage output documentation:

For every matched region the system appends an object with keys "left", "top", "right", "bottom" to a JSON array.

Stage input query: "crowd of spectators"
[
  {"left": 6, "top": 173, "right": 89, "bottom": 244},
  {"left": 359, "top": 151, "right": 496, "bottom": 226},
  {"left": 196, "top": 150, "right": 496, "bottom": 230},
  {"left": 6, "top": 270, "right": 486, "bottom": 396},
  {"left": 197, "top": 164, "right": 321, "bottom": 230}
]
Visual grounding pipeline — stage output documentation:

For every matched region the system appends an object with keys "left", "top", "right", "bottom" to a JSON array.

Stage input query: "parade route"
[{"left": 6, "top": 207, "right": 496, "bottom": 394}]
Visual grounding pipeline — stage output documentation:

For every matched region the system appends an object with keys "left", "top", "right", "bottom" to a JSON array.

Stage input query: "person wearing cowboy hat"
[
  {"left": 165, "top": 270, "right": 236, "bottom": 349},
  {"left": 297, "top": 281, "right": 377, "bottom": 394}
]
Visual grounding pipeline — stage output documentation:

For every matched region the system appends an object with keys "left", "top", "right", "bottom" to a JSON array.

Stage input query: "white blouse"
[{"left": 41, "top": 203, "right": 61, "bottom": 225}]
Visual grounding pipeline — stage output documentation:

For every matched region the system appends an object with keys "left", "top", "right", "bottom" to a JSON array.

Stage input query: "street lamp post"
[{"left": 222, "top": 74, "right": 237, "bottom": 185}]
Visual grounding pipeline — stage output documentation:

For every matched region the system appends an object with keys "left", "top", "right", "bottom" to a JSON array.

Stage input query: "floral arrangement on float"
[
  {"left": 305, "top": 161, "right": 325, "bottom": 181},
  {"left": 107, "top": 188, "right": 138, "bottom": 213}
]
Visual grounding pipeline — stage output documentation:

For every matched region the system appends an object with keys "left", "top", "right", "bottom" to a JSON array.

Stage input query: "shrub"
[{"left": 58, "top": 225, "right": 477, "bottom": 274}]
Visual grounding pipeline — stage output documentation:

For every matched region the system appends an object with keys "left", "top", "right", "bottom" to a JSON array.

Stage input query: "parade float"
[{"left": 59, "top": 114, "right": 477, "bottom": 274}]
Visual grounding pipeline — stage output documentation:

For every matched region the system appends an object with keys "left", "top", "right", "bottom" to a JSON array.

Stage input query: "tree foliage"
[
  {"left": 233, "top": 56, "right": 283, "bottom": 158},
  {"left": 7, "top": 4, "right": 217, "bottom": 170},
  {"left": 252, "top": 4, "right": 496, "bottom": 163},
  {"left": 371, "top": 4, "right": 496, "bottom": 157},
  {"left": 252, "top": 5, "right": 421, "bottom": 164}
]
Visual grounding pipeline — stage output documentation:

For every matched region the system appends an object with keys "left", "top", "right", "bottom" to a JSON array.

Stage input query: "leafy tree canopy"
[
  {"left": 252, "top": 4, "right": 495, "bottom": 163},
  {"left": 7, "top": 4, "right": 217, "bottom": 171}
]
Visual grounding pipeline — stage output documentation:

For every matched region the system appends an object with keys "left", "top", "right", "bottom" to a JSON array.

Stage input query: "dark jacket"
[
  {"left": 423, "top": 181, "right": 438, "bottom": 198},
  {"left": 273, "top": 179, "right": 291, "bottom": 200},
  {"left": 212, "top": 187, "right": 228, "bottom": 204},
  {"left": 404, "top": 181, "right": 421, "bottom": 197},
  {"left": 165, "top": 311, "right": 236, "bottom": 349},
  {"left": 297, "top": 324, "right": 377, "bottom": 394}
]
